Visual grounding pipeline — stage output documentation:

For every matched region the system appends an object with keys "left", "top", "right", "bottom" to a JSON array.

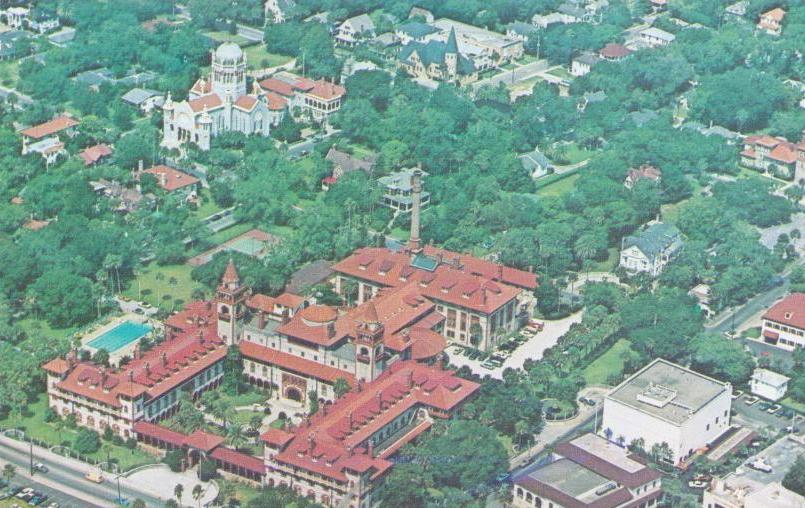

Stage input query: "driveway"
[
  {"left": 127, "top": 464, "right": 218, "bottom": 507},
  {"left": 471, "top": 60, "right": 550, "bottom": 91},
  {"left": 732, "top": 392, "right": 803, "bottom": 433},
  {"left": 445, "top": 311, "right": 584, "bottom": 379}
]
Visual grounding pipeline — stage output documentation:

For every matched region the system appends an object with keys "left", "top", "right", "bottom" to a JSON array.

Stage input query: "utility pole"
[
  {"left": 117, "top": 474, "right": 122, "bottom": 501},
  {"left": 28, "top": 442, "right": 33, "bottom": 476}
]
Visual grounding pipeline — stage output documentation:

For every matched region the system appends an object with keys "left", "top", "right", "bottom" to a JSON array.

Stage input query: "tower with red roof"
[
  {"left": 354, "top": 302, "right": 386, "bottom": 382},
  {"left": 216, "top": 259, "right": 249, "bottom": 345}
]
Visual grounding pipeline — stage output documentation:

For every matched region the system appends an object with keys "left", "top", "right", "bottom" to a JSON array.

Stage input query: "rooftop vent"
[{"left": 636, "top": 383, "right": 677, "bottom": 408}]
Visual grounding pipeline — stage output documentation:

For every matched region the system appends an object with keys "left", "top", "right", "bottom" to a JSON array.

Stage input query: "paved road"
[
  {"left": 706, "top": 279, "right": 789, "bottom": 335},
  {"left": 471, "top": 60, "right": 550, "bottom": 91},
  {"left": 237, "top": 24, "right": 265, "bottom": 42},
  {"left": 0, "top": 435, "right": 164, "bottom": 507},
  {"left": 286, "top": 128, "right": 340, "bottom": 158},
  {"left": 0, "top": 459, "right": 98, "bottom": 508}
]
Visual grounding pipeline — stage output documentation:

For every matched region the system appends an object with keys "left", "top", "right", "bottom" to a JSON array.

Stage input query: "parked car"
[
  {"left": 778, "top": 407, "right": 796, "bottom": 419},
  {"left": 731, "top": 390, "right": 744, "bottom": 400},
  {"left": 748, "top": 458, "right": 773, "bottom": 473},
  {"left": 767, "top": 404, "right": 782, "bottom": 414},
  {"left": 744, "top": 396, "right": 760, "bottom": 405},
  {"left": 496, "top": 472, "right": 511, "bottom": 484},
  {"left": 84, "top": 470, "right": 104, "bottom": 483},
  {"left": 757, "top": 401, "right": 773, "bottom": 411},
  {"left": 785, "top": 425, "right": 800, "bottom": 433},
  {"left": 33, "top": 463, "right": 48, "bottom": 473},
  {"left": 578, "top": 397, "right": 596, "bottom": 407}
]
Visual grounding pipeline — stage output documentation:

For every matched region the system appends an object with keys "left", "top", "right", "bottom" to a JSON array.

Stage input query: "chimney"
[
  {"left": 257, "top": 311, "right": 266, "bottom": 329},
  {"left": 407, "top": 168, "right": 423, "bottom": 253},
  {"left": 161, "top": 352, "right": 168, "bottom": 368},
  {"left": 405, "top": 369, "right": 413, "bottom": 388},
  {"left": 197, "top": 329, "right": 205, "bottom": 344},
  {"left": 367, "top": 441, "right": 374, "bottom": 457},
  {"left": 137, "top": 159, "right": 144, "bottom": 172},
  {"left": 347, "top": 410, "right": 354, "bottom": 429},
  {"left": 145, "top": 362, "right": 151, "bottom": 377},
  {"left": 307, "top": 432, "right": 316, "bottom": 454},
  {"left": 327, "top": 321, "right": 336, "bottom": 338},
  {"left": 375, "top": 390, "right": 382, "bottom": 407}
]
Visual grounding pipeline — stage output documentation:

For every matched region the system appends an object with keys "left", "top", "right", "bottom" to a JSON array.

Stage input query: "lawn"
[
  {"left": 242, "top": 44, "right": 292, "bottom": 69},
  {"left": 782, "top": 397, "right": 805, "bottom": 414},
  {"left": 390, "top": 227, "right": 410, "bottom": 242},
  {"left": 0, "top": 499, "right": 34, "bottom": 508},
  {"left": 1, "top": 395, "right": 155, "bottom": 472},
  {"left": 0, "top": 59, "right": 20, "bottom": 88},
  {"left": 585, "top": 247, "right": 619, "bottom": 273},
  {"left": 497, "top": 433, "right": 515, "bottom": 457},
  {"left": 536, "top": 173, "right": 580, "bottom": 198},
  {"left": 122, "top": 264, "right": 202, "bottom": 310},
  {"left": 547, "top": 66, "right": 573, "bottom": 80},
  {"left": 583, "top": 339, "right": 633, "bottom": 386},
  {"left": 191, "top": 189, "right": 224, "bottom": 221},
  {"left": 557, "top": 142, "right": 593, "bottom": 165},
  {"left": 16, "top": 318, "right": 76, "bottom": 343},
  {"left": 202, "top": 30, "right": 251, "bottom": 46}
]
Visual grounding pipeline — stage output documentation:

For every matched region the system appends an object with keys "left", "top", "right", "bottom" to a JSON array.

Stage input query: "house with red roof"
[
  {"left": 162, "top": 42, "right": 280, "bottom": 151},
  {"left": 20, "top": 115, "right": 79, "bottom": 164},
  {"left": 599, "top": 43, "right": 632, "bottom": 61},
  {"left": 79, "top": 143, "right": 113, "bottom": 166},
  {"left": 758, "top": 7, "right": 786, "bottom": 35},
  {"left": 624, "top": 164, "right": 662, "bottom": 190},
  {"left": 257, "top": 70, "right": 345, "bottom": 122},
  {"left": 760, "top": 293, "right": 805, "bottom": 351},
  {"left": 261, "top": 360, "right": 479, "bottom": 507},
  {"left": 42, "top": 300, "right": 227, "bottom": 439},
  {"left": 740, "top": 132, "right": 805, "bottom": 181}
]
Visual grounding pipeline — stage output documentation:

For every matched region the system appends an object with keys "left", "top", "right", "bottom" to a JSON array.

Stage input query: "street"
[
  {"left": 0, "top": 434, "right": 165, "bottom": 507},
  {"left": 470, "top": 60, "right": 550, "bottom": 91},
  {"left": 286, "top": 128, "right": 340, "bottom": 158}
]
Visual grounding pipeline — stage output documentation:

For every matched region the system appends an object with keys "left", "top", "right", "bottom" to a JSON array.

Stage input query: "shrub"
[
  {"left": 103, "top": 426, "right": 114, "bottom": 441},
  {"left": 43, "top": 408, "right": 57, "bottom": 423},
  {"left": 163, "top": 449, "right": 184, "bottom": 472},
  {"left": 198, "top": 459, "right": 217, "bottom": 481},
  {"left": 73, "top": 429, "right": 101, "bottom": 455}
]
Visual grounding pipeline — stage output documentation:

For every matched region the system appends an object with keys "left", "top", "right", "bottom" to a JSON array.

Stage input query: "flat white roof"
[{"left": 752, "top": 368, "right": 790, "bottom": 387}]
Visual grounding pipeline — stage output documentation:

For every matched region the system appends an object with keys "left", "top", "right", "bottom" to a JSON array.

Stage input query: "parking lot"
[
  {"left": 0, "top": 474, "right": 96, "bottom": 508},
  {"left": 445, "top": 311, "right": 583, "bottom": 379},
  {"left": 731, "top": 391, "right": 803, "bottom": 434},
  {"left": 736, "top": 433, "right": 804, "bottom": 484}
]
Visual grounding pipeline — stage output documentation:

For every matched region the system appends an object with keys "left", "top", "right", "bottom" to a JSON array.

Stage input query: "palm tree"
[
  {"left": 192, "top": 484, "right": 204, "bottom": 508},
  {"left": 154, "top": 271, "right": 165, "bottom": 302},
  {"left": 226, "top": 424, "right": 247, "bottom": 450},
  {"left": 174, "top": 483, "right": 184, "bottom": 505},
  {"left": 3, "top": 464, "right": 15, "bottom": 485}
]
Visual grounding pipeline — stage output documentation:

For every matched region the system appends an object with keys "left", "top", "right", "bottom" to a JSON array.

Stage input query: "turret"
[
  {"left": 353, "top": 302, "right": 385, "bottom": 382},
  {"left": 216, "top": 259, "right": 249, "bottom": 345},
  {"left": 445, "top": 28, "right": 458, "bottom": 78}
]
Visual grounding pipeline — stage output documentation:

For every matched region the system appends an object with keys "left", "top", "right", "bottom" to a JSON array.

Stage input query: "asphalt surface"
[
  {"left": 706, "top": 280, "right": 790, "bottom": 335},
  {"left": 0, "top": 440, "right": 164, "bottom": 507},
  {"left": 471, "top": 60, "right": 550, "bottom": 91},
  {"left": 0, "top": 465, "right": 96, "bottom": 508}
]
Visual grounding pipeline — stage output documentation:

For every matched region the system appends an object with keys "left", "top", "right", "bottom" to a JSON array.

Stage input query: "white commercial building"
[
  {"left": 760, "top": 292, "right": 805, "bottom": 351},
  {"left": 601, "top": 359, "right": 732, "bottom": 466},
  {"left": 749, "top": 368, "right": 790, "bottom": 402}
]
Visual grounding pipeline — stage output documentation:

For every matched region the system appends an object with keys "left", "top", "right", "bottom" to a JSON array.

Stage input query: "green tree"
[
  {"left": 192, "top": 484, "right": 204, "bottom": 508},
  {"left": 783, "top": 455, "right": 805, "bottom": 496},
  {"left": 73, "top": 428, "right": 101, "bottom": 455},
  {"left": 333, "top": 378, "right": 351, "bottom": 398},
  {"left": 174, "top": 483, "right": 184, "bottom": 504}
]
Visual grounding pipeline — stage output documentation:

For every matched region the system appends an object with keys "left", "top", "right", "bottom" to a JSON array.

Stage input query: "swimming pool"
[{"left": 87, "top": 320, "right": 152, "bottom": 352}]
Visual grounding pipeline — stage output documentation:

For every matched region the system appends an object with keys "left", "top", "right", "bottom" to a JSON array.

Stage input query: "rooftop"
[
  {"left": 763, "top": 293, "right": 805, "bottom": 330},
  {"left": 21, "top": 115, "right": 78, "bottom": 140},
  {"left": 752, "top": 368, "right": 790, "bottom": 387},
  {"left": 142, "top": 165, "right": 200, "bottom": 192},
  {"left": 622, "top": 222, "right": 682, "bottom": 261},
  {"left": 606, "top": 359, "right": 730, "bottom": 425}
]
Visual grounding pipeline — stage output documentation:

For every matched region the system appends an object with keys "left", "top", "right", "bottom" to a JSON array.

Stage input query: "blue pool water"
[{"left": 87, "top": 321, "right": 152, "bottom": 352}]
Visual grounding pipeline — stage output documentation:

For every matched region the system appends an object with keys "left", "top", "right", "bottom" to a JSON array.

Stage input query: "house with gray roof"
[
  {"left": 121, "top": 88, "right": 164, "bottom": 113},
  {"left": 378, "top": 168, "right": 431, "bottom": 213},
  {"left": 518, "top": 148, "right": 553, "bottom": 179},
  {"left": 505, "top": 22, "right": 535, "bottom": 42},
  {"left": 619, "top": 222, "right": 682, "bottom": 277},
  {"left": 395, "top": 22, "right": 439, "bottom": 44},
  {"left": 571, "top": 51, "right": 600, "bottom": 76},
  {"left": 335, "top": 13, "right": 376, "bottom": 46},
  {"left": 640, "top": 26, "right": 676, "bottom": 47},
  {"left": 322, "top": 147, "right": 378, "bottom": 189},
  {"left": 398, "top": 28, "right": 477, "bottom": 85}
]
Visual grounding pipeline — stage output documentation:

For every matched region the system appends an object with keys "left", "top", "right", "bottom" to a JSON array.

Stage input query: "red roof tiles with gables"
[
  {"left": 599, "top": 43, "right": 632, "bottom": 59},
  {"left": 190, "top": 78, "right": 212, "bottom": 96},
  {"left": 261, "top": 361, "right": 478, "bottom": 483},
  {"left": 246, "top": 294, "right": 275, "bottom": 314},
  {"left": 258, "top": 78, "right": 296, "bottom": 97},
  {"left": 142, "top": 165, "right": 200, "bottom": 192},
  {"left": 210, "top": 446, "right": 265, "bottom": 474},
  {"left": 264, "top": 91, "right": 288, "bottom": 110},
  {"left": 233, "top": 95, "right": 258, "bottom": 111},
  {"left": 21, "top": 116, "right": 79, "bottom": 140},
  {"left": 763, "top": 293, "right": 805, "bottom": 330},
  {"left": 307, "top": 81, "right": 345, "bottom": 101},
  {"left": 240, "top": 340, "right": 356, "bottom": 385},
  {"left": 79, "top": 144, "right": 113, "bottom": 166},
  {"left": 275, "top": 292, "right": 305, "bottom": 309},
  {"left": 188, "top": 93, "right": 223, "bottom": 113},
  {"left": 768, "top": 142, "right": 798, "bottom": 164},
  {"left": 42, "top": 357, "right": 70, "bottom": 375},
  {"left": 184, "top": 429, "right": 225, "bottom": 452},
  {"left": 133, "top": 421, "right": 186, "bottom": 447}
]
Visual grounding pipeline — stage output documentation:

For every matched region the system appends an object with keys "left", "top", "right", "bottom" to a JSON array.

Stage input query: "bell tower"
[
  {"left": 353, "top": 303, "right": 385, "bottom": 382},
  {"left": 216, "top": 259, "right": 249, "bottom": 345}
]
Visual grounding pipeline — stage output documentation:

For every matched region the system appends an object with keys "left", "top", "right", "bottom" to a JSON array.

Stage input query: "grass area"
[
  {"left": 16, "top": 318, "right": 76, "bottom": 342},
  {"left": 547, "top": 66, "right": 573, "bottom": 80},
  {"left": 232, "top": 409, "right": 264, "bottom": 427},
  {"left": 782, "top": 397, "right": 805, "bottom": 414},
  {"left": 220, "top": 479, "right": 262, "bottom": 506},
  {"left": 0, "top": 499, "right": 34, "bottom": 508},
  {"left": 583, "top": 339, "right": 633, "bottom": 386},
  {"left": 0, "top": 59, "right": 20, "bottom": 88},
  {"left": 122, "top": 264, "right": 202, "bottom": 310},
  {"left": 557, "top": 142, "right": 592, "bottom": 165},
  {"left": 536, "top": 173, "right": 580, "bottom": 198},
  {"left": 743, "top": 326, "right": 761, "bottom": 339},
  {"left": 1, "top": 395, "right": 154, "bottom": 472},
  {"left": 269, "top": 418, "right": 287, "bottom": 429},
  {"left": 242, "top": 44, "right": 292, "bottom": 69},
  {"left": 497, "top": 433, "right": 515, "bottom": 457},
  {"left": 390, "top": 227, "right": 410, "bottom": 242},
  {"left": 264, "top": 224, "right": 294, "bottom": 239},
  {"left": 202, "top": 30, "right": 251, "bottom": 45},
  {"left": 191, "top": 189, "right": 224, "bottom": 221},
  {"left": 501, "top": 62, "right": 517, "bottom": 71},
  {"left": 586, "top": 247, "right": 619, "bottom": 273},
  {"left": 209, "top": 222, "right": 254, "bottom": 245}
]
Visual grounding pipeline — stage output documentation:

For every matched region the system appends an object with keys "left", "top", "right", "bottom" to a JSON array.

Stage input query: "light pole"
[{"left": 28, "top": 442, "right": 33, "bottom": 476}]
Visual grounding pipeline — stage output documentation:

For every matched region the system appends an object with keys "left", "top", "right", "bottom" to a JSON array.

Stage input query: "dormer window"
[{"left": 785, "top": 312, "right": 793, "bottom": 320}]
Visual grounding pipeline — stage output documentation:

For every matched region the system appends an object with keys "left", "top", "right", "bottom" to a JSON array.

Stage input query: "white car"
[{"left": 748, "top": 458, "right": 773, "bottom": 473}]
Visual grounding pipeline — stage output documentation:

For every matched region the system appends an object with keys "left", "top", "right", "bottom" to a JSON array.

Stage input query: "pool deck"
[{"left": 82, "top": 313, "right": 158, "bottom": 365}]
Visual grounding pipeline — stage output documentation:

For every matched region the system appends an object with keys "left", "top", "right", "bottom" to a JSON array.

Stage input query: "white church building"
[{"left": 162, "top": 42, "right": 283, "bottom": 151}]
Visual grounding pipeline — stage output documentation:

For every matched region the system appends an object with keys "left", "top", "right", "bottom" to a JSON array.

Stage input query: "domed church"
[{"left": 162, "top": 42, "right": 282, "bottom": 151}]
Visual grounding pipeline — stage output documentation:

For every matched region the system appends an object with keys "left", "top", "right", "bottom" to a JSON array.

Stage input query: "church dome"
[{"left": 214, "top": 42, "right": 243, "bottom": 63}]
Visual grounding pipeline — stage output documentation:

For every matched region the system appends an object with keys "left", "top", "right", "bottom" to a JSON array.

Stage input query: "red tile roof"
[
  {"left": 626, "top": 165, "right": 661, "bottom": 183},
  {"left": 210, "top": 446, "right": 265, "bottom": 474},
  {"left": 184, "top": 429, "right": 225, "bottom": 452},
  {"left": 188, "top": 93, "right": 223, "bottom": 113},
  {"left": 233, "top": 95, "right": 258, "bottom": 111},
  {"left": 768, "top": 143, "right": 798, "bottom": 164},
  {"left": 133, "top": 421, "right": 187, "bottom": 447},
  {"left": 79, "top": 144, "right": 113, "bottom": 166},
  {"left": 21, "top": 116, "right": 79, "bottom": 139},
  {"left": 258, "top": 78, "right": 295, "bottom": 97},
  {"left": 246, "top": 294, "right": 276, "bottom": 314},
  {"left": 307, "top": 81, "right": 345, "bottom": 101},
  {"left": 142, "top": 165, "right": 200, "bottom": 192},
  {"left": 422, "top": 245, "right": 537, "bottom": 289},
  {"left": 260, "top": 361, "right": 478, "bottom": 482},
  {"left": 190, "top": 79, "right": 212, "bottom": 96},
  {"left": 42, "top": 358, "right": 71, "bottom": 376},
  {"left": 240, "top": 340, "right": 356, "bottom": 385},
  {"left": 762, "top": 7, "right": 786, "bottom": 21},
  {"left": 554, "top": 440, "right": 662, "bottom": 488},
  {"left": 763, "top": 293, "right": 805, "bottom": 330},
  {"left": 264, "top": 91, "right": 288, "bottom": 110},
  {"left": 599, "top": 43, "right": 631, "bottom": 59},
  {"left": 275, "top": 292, "right": 305, "bottom": 309}
]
